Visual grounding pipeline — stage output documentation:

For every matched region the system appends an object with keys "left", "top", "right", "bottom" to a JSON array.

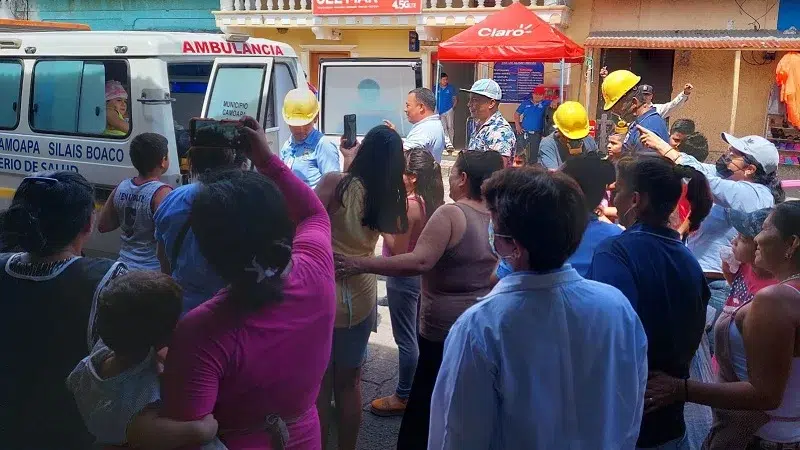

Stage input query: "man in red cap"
[{"left": 513, "top": 85, "right": 552, "bottom": 165}]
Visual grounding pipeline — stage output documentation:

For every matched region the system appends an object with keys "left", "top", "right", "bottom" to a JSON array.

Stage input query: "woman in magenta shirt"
[{"left": 160, "top": 118, "right": 336, "bottom": 449}]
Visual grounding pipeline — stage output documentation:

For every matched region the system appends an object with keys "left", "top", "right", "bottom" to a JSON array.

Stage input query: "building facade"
[{"left": 32, "top": 0, "right": 218, "bottom": 32}]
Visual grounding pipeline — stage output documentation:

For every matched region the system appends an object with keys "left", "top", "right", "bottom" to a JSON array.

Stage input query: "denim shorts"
[{"left": 332, "top": 307, "right": 376, "bottom": 369}]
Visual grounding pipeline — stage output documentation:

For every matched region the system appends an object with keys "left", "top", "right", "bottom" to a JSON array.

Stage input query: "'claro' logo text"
[{"left": 478, "top": 23, "right": 533, "bottom": 37}]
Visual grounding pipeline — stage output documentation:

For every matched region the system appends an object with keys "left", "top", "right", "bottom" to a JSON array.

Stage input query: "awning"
[
  {"left": 585, "top": 29, "right": 800, "bottom": 50},
  {"left": 437, "top": 2, "right": 584, "bottom": 63}
]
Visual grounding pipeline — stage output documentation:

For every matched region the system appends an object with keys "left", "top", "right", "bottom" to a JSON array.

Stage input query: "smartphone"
[
  {"left": 190, "top": 118, "right": 243, "bottom": 148},
  {"left": 343, "top": 114, "right": 357, "bottom": 148}
]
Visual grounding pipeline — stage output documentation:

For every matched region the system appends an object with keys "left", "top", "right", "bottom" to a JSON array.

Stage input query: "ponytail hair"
[
  {"left": 673, "top": 164, "right": 713, "bottom": 232},
  {"left": 405, "top": 150, "right": 444, "bottom": 219},
  {"left": 617, "top": 156, "right": 711, "bottom": 230},
  {"left": 190, "top": 169, "right": 295, "bottom": 311}
]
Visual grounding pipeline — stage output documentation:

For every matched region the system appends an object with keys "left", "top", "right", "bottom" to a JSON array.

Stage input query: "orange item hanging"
[{"left": 776, "top": 52, "right": 800, "bottom": 129}]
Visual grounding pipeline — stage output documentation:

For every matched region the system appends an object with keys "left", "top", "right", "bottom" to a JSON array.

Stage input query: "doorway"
[
  {"left": 435, "top": 57, "right": 475, "bottom": 149},
  {"left": 309, "top": 51, "right": 350, "bottom": 89},
  {"left": 595, "top": 49, "right": 675, "bottom": 119}
]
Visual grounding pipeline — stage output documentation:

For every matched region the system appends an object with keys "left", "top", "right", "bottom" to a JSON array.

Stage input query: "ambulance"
[{"left": 0, "top": 31, "right": 422, "bottom": 257}]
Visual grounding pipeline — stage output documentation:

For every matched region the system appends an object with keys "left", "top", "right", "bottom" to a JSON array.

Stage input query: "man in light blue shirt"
[
  {"left": 385, "top": 88, "right": 447, "bottom": 162},
  {"left": 280, "top": 88, "right": 340, "bottom": 188},
  {"left": 430, "top": 168, "right": 648, "bottom": 450}
]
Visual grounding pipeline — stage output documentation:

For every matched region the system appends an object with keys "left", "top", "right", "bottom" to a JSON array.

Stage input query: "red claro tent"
[{"left": 437, "top": 2, "right": 585, "bottom": 63}]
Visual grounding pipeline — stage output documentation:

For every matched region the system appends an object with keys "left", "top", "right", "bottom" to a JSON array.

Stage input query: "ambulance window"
[
  {"left": 30, "top": 60, "right": 130, "bottom": 138},
  {"left": 206, "top": 66, "right": 264, "bottom": 120},
  {"left": 321, "top": 65, "right": 415, "bottom": 138},
  {"left": 0, "top": 60, "right": 22, "bottom": 129},
  {"left": 267, "top": 62, "right": 297, "bottom": 131}
]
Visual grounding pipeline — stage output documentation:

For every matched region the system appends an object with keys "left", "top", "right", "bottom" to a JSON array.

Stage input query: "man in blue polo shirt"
[
  {"left": 601, "top": 70, "right": 669, "bottom": 156},
  {"left": 513, "top": 86, "right": 551, "bottom": 164},
  {"left": 436, "top": 72, "right": 457, "bottom": 151}
]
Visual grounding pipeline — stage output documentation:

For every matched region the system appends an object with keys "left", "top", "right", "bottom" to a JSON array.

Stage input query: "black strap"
[{"left": 170, "top": 220, "right": 192, "bottom": 274}]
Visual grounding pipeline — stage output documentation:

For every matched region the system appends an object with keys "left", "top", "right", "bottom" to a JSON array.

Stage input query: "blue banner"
[{"left": 492, "top": 62, "right": 545, "bottom": 103}]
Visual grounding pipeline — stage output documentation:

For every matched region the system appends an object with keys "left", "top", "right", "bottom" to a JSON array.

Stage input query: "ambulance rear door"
[{"left": 201, "top": 57, "right": 278, "bottom": 151}]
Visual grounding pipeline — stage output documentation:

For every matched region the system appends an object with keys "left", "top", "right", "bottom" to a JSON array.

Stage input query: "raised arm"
[
  {"left": 242, "top": 117, "right": 333, "bottom": 267},
  {"left": 97, "top": 186, "right": 120, "bottom": 233}
]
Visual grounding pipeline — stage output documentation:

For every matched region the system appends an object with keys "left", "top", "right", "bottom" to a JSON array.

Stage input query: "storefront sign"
[
  {"left": 492, "top": 62, "right": 544, "bottom": 102},
  {"left": 312, "top": 0, "right": 421, "bottom": 16}
]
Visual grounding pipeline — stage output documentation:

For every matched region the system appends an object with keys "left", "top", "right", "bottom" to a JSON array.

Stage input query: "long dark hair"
[
  {"left": 454, "top": 150, "right": 505, "bottom": 200},
  {"left": 405, "top": 149, "right": 443, "bottom": 219},
  {"left": 0, "top": 171, "right": 94, "bottom": 256},
  {"left": 336, "top": 125, "right": 408, "bottom": 234},
  {"left": 744, "top": 154, "right": 785, "bottom": 204},
  {"left": 617, "top": 156, "right": 713, "bottom": 232},
  {"left": 190, "top": 169, "right": 295, "bottom": 310}
]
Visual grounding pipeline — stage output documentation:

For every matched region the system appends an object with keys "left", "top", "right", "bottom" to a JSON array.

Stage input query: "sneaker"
[{"left": 370, "top": 394, "right": 408, "bottom": 417}]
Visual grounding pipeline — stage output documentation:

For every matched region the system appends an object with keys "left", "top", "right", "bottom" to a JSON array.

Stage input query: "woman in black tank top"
[{"left": 0, "top": 171, "right": 127, "bottom": 450}]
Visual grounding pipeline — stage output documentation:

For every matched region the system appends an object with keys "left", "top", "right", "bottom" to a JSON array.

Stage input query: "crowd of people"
[{"left": 0, "top": 67, "right": 799, "bottom": 450}]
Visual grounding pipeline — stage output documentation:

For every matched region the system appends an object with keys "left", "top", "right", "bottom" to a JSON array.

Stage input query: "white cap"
[
  {"left": 461, "top": 78, "right": 502, "bottom": 101},
  {"left": 721, "top": 132, "right": 779, "bottom": 175}
]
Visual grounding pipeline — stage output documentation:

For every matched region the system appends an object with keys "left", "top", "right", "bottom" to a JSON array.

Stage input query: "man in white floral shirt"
[{"left": 462, "top": 79, "right": 516, "bottom": 167}]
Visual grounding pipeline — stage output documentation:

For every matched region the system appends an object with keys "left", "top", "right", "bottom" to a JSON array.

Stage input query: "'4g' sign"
[{"left": 313, "top": 0, "right": 421, "bottom": 14}]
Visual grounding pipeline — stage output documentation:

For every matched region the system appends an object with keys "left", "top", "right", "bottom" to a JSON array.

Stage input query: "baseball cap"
[
  {"left": 461, "top": 79, "right": 502, "bottom": 101},
  {"left": 640, "top": 84, "right": 654, "bottom": 95},
  {"left": 727, "top": 207, "right": 772, "bottom": 238},
  {"left": 721, "top": 132, "right": 779, "bottom": 175},
  {"left": 533, "top": 86, "right": 547, "bottom": 95}
]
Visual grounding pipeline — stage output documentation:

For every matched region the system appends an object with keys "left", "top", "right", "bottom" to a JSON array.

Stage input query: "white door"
[
  {"left": 318, "top": 58, "right": 422, "bottom": 139},
  {"left": 201, "top": 57, "right": 278, "bottom": 152}
]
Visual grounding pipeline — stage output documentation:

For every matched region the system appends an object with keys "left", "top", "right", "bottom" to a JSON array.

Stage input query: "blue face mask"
[{"left": 488, "top": 220, "right": 515, "bottom": 279}]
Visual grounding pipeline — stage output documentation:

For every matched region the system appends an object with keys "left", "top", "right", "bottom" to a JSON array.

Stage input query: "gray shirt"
[
  {"left": 538, "top": 133, "right": 599, "bottom": 169},
  {"left": 114, "top": 179, "right": 167, "bottom": 271}
]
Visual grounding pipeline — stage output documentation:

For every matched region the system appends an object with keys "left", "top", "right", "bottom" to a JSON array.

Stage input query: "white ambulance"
[{"left": 0, "top": 31, "right": 422, "bottom": 257}]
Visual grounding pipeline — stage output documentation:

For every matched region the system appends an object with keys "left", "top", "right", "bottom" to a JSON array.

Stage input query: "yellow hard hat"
[
  {"left": 282, "top": 88, "right": 319, "bottom": 127},
  {"left": 601, "top": 70, "right": 642, "bottom": 111},
  {"left": 553, "top": 101, "right": 590, "bottom": 140}
]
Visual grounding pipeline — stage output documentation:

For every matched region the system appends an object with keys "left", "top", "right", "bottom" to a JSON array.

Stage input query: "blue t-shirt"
[
  {"left": 437, "top": 84, "right": 457, "bottom": 114},
  {"left": 280, "top": 129, "right": 340, "bottom": 189},
  {"left": 153, "top": 183, "right": 226, "bottom": 313},
  {"left": 624, "top": 107, "right": 670, "bottom": 155},
  {"left": 569, "top": 216, "right": 623, "bottom": 276},
  {"left": 516, "top": 98, "right": 552, "bottom": 133},
  {"left": 586, "top": 222, "right": 710, "bottom": 447}
]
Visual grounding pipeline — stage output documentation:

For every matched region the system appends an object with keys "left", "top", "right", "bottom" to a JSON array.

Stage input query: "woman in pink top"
[
  {"left": 370, "top": 149, "right": 444, "bottom": 416},
  {"left": 159, "top": 118, "right": 336, "bottom": 449}
]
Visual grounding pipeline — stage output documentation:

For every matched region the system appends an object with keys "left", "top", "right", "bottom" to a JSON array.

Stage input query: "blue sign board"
[
  {"left": 492, "top": 62, "right": 545, "bottom": 103},
  {"left": 778, "top": 0, "right": 800, "bottom": 31}
]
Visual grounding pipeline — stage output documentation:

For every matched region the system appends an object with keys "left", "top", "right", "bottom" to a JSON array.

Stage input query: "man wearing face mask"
[
  {"left": 638, "top": 126, "right": 784, "bottom": 347},
  {"left": 601, "top": 70, "right": 670, "bottom": 156},
  {"left": 537, "top": 101, "right": 599, "bottom": 170}
]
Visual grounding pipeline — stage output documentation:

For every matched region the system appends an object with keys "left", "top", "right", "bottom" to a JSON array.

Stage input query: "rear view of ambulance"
[{"left": 0, "top": 31, "right": 304, "bottom": 256}]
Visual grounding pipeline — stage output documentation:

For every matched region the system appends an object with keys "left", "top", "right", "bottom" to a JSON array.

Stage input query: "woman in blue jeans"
[{"left": 370, "top": 149, "right": 444, "bottom": 416}]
